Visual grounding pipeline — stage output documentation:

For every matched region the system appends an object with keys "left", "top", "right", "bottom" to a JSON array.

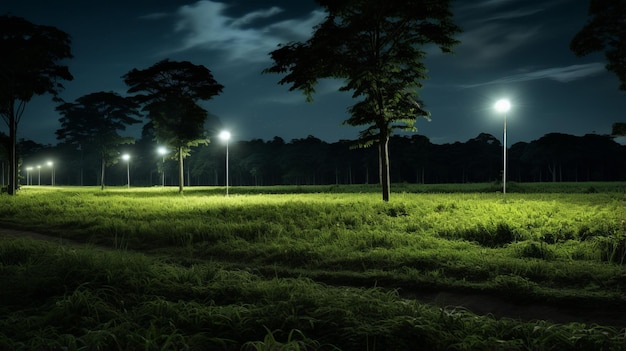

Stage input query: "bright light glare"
[
  {"left": 122, "top": 154, "right": 130, "bottom": 161},
  {"left": 157, "top": 146, "right": 167, "bottom": 155},
  {"left": 494, "top": 99, "right": 511, "bottom": 113},
  {"left": 47, "top": 161, "right": 53, "bottom": 167},
  {"left": 219, "top": 131, "right": 231, "bottom": 141}
]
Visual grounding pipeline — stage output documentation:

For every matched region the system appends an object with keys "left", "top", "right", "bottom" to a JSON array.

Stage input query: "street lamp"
[
  {"left": 157, "top": 146, "right": 167, "bottom": 187},
  {"left": 47, "top": 161, "right": 55, "bottom": 186},
  {"left": 37, "top": 165, "right": 41, "bottom": 186},
  {"left": 219, "top": 131, "right": 231, "bottom": 196},
  {"left": 122, "top": 154, "right": 130, "bottom": 188},
  {"left": 494, "top": 99, "right": 511, "bottom": 202}
]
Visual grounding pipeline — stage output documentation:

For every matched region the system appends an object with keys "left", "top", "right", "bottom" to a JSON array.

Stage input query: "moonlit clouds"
[
  {"left": 451, "top": 0, "right": 562, "bottom": 67},
  {"left": 456, "top": 24, "right": 542, "bottom": 65},
  {"left": 161, "top": 0, "right": 324, "bottom": 62},
  {"left": 461, "top": 63, "right": 606, "bottom": 88},
  {"left": 231, "top": 6, "right": 283, "bottom": 27}
]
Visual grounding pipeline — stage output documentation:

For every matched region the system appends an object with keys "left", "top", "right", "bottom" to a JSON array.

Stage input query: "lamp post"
[
  {"left": 158, "top": 146, "right": 167, "bottom": 187},
  {"left": 37, "top": 165, "right": 41, "bottom": 186},
  {"left": 219, "top": 131, "right": 231, "bottom": 196},
  {"left": 122, "top": 154, "right": 130, "bottom": 188},
  {"left": 494, "top": 99, "right": 511, "bottom": 202},
  {"left": 47, "top": 161, "right": 55, "bottom": 186}
]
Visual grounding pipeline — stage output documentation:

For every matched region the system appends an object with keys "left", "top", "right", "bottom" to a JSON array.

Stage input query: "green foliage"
[
  {"left": 570, "top": 0, "right": 626, "bottom": 90},
  {"left": 264, "top": 0, "right": 461, "bottom": 201},
  {"left": 56, "top": 91, "right": 142, "bottom": 189},
  {"left": 1, "top": 185, "right": 625, "bottom": 349},
  {"left": 0, "top": 15, "right": 73, "bottom": 195},
  {"left": 123, "top": 59, "right": 224, "bottom": 193}
]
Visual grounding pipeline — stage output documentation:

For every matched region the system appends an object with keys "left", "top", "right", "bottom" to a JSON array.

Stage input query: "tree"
[
  {"left": 123, "top": 59, "right": 224, "bottom": 193},
  {"left": 570, "top": 0, "right": 626, "bottom": 90},
  {"left": 613, "top": 122, "right": 626, "bottom": 136},
  {"left": 0, "top": 15, "right": 73, "bottom": 195},
  {"left": 264, "top": 0, "right": 460, "bottom": 201},
  {"left": 56, "top": 92, "right": 141, "bottom": 189}
]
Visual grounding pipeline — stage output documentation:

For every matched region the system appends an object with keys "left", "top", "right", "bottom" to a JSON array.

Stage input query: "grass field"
[{"left": 1, "top": 183, "right": 625, "bottom": 350}]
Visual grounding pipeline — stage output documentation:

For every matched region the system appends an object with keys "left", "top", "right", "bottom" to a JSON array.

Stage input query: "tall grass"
[
  {"left": 1, "top": 184, "right": 625, "bottom": 349},
  {"left": 1, "top": 238, "right": 625, "bottom": 350}
]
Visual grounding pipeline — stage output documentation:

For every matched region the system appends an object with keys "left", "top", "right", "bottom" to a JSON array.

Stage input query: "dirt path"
[
  {"left": 413, "top": 291, "right": 625, "bottom": 327},
  {"left": 2, "top": 227, "right": 624, "bottom": 328},
  {"left": 0, "top": 228, "right": 73, "bottom": 243}
]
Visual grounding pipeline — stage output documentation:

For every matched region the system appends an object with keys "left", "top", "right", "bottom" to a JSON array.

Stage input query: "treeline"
[{"left": 7, "top": 131, "right": 624, "bottom": 187}]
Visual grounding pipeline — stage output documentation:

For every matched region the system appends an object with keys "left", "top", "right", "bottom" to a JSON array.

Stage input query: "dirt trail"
[
  {"left": 413, "top": 291, "right": 625, "bottom": 327},
  {"left": 2, "top": 227, "right": 624, "bottom": 328}
]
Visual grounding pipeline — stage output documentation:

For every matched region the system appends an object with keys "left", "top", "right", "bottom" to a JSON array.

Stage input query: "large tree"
[
  {"left": 570, "top": 0, "right": 626, "bottom": 90},
  {"left": 56, "top": 92, "right": 141, "bottom": 190},
  {"left": 123, "top": 59, "right": 224, "bottom": 193},
  {"left": 264, "top": 0, "right": 460, "bottom": 201},
  {"left": 0, "top": 15, "right": 73, "bottom": 195}
]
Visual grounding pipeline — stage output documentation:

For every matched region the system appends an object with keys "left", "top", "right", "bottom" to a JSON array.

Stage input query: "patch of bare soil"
[
  {"left": 414, "top": 291, "right": 625, "bottom": 328},
  {"left": 0, "top": 228, "right": 75, "bottom": 244}
]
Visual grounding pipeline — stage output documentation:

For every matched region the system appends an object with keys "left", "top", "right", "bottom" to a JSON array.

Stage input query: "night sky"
[{"left": 4, "top": 0, "right": 626, "bottom": 146}]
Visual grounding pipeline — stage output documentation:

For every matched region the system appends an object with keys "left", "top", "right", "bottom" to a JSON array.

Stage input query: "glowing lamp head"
[
  {"left": 495, "top": 99, "right": 511, "bottom": 113},
  {"left": 47, "top": 161, "right": 53, "bottom": 167},
  {"left": 219, "top": 131, "right": 231, "bottom": 141},
  {"left": 122, "top": 154, "right": 130, "bottom": 161},
  {"left": 157, "top": 146, "right": 167, "bottom": 156}
]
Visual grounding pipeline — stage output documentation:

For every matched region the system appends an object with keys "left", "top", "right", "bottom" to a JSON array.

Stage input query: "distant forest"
[{"left": 5, "top": 131, "right": 625, "bottom": 187}]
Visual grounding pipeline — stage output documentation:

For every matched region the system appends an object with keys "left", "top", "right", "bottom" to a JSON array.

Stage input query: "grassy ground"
[{"left": 1, "top": 183, "right": 625, "bottom": 350}]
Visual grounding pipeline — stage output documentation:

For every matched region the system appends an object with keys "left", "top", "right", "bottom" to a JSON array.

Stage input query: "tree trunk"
[
  {"left": 379, "top": 133, "right": 390, "bottom": 202},
  {"left": 8, "top": 111, "right": 17, "bottom": 195},
  {"left": 178, "top": 146, "right": 184, "bottom": 193},
  {"left": 100, "top": 156, "right": 105, "bottom": 190}
]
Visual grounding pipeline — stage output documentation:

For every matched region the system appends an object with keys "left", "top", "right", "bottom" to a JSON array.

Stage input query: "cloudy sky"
[{"left": 4, "top": 0, "right": 625, "bottom": 146}]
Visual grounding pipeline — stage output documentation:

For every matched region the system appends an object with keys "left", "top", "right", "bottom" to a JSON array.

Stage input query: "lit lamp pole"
[
  {"left": 219, "top": 131, "right": 231, "bottom": 196},
  {"left": 37, "top": 165, "right": 41, "bottom": 186},
  {"left": 494, "top": 99, "right": 511, "bottom": 202},
  {"left": 122, "top": 154, "right": 130, "bottom": 188},
  {"left": 47, "top": 161, "right": 55, "bottom": 186},
  {"left": 157, "top": 146, "right": 167, "bottom": 187}
]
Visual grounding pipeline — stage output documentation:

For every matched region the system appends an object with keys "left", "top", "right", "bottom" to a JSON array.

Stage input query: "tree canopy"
[
  {"left": 613, "top": 122, "right": 626, "bottom": 136},
  {"left": 56, "top": 91, "right": 141, "bottom": 189},
  {"left": 123, "top": 59, "right": 224, "bottom": 193},
  {"left": 0, "top": 15, "right": 73, "bottom": 194},
  {"left": 264, "top": 0, "right": 461, "bottom": 201},
  {"left": 570, "top": 0, "right": 626, "bottom": 90}
]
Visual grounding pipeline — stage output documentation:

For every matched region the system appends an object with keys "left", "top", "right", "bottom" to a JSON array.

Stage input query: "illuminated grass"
[
  {"left": 1, "top": 184, "right": 625, "bottom": 349},
  {"left": 1, "top": 238, "right": 625, "bottom": 350}
]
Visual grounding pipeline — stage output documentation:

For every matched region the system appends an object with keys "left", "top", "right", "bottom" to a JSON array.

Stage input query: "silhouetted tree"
[
  {"left": 464, "top": 133, "right": 501, "bottom": 182},
  {"left": 123, "top": 59, "right": 224, "bottom": 193},
  {"left": 0, "top": 131, "right": 7, "bottom": 186},
  {"left": 0, "top": 15, "right": 73, "bottom": 194},
  {"left": 613, "top": 122, "right": 626, "bottom": 136},
  {"left": 571, "top": 0, "right": 626, "bottom": 90},
  {"left": 56, "top": 92, "right": 141, "bottom": 189},
  {"left": 265, "top": 0, "right": 461, "bottom": 201}
]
